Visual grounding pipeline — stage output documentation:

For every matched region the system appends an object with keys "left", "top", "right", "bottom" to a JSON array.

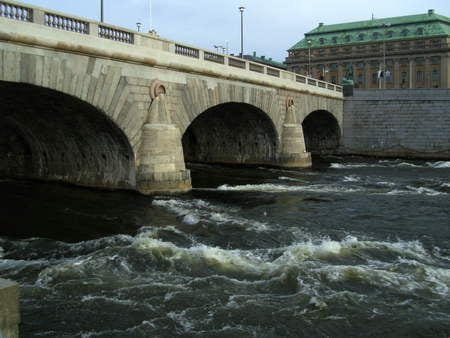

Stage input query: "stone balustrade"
[{"left": 0, "top": 0, "right": 342, "bottom": 94}]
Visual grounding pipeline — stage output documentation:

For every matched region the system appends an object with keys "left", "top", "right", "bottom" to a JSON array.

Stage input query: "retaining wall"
[{"left": 341, "top": 89, "right": 450, "bottom": 158}]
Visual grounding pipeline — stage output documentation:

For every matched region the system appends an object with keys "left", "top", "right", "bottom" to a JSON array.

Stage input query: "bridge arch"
[
  {"left": 182, "top": 102, "right": 279, "bottom": 165},
  {"left": 0, "top": 81, "right": 136, "bottom": 189},
  {"left": 302, "top": 110, "right": 341, "bottom": 155}
]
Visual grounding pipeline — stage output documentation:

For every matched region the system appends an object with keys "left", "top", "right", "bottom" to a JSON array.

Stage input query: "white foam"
[
  {"left": 217, "top": 183, "right": 361, "bottom": 194},
  {"left": 343, "top": 175, "right": 360, "bottom": 182},
  {"left": 278, "top": 176, "right": 302, "bottom": 182},
  {"left": 427, "top": 161, "right": 450, "bottom": 169},
  {"left": 182, "top": 214, "right": 200, "bottom": 225},
  {"left": 152, "top": 198, "right": 269, "bottom": 231},
  {"left": 383, "top": 186, "right": 444, "bottom": 196}
]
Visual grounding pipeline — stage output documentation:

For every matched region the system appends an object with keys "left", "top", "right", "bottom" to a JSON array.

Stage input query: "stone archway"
[
  {"left": 302, "top": 110, "right": 341, "bottom": 154},
  {"left": 0, "top": 81, "right": 136, "bottom": 189},
  {"left": 182, "top": 102, "right": 279, "bottom": 165}
]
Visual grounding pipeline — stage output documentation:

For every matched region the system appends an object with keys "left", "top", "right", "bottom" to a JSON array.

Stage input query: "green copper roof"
[{"left": 289, "top": 10, "right": 450, "bottom": 50}]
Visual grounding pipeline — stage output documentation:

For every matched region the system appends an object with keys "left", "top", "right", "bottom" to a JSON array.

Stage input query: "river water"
[{"left": 0, "top": 156, "right": 449, "bottom": 337}]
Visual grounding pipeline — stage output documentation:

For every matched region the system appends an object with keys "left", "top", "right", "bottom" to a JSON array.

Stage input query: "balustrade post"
[
  {"left": 89, "top": 22, "right": 98, "bottom": 37},
  {"left": 32, "top": 8, "right": 45, "bottom": 25}
]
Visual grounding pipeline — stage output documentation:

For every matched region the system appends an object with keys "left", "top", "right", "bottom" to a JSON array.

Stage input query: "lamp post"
[
  {"left": 136, "top": 22, "right": 142, "bottom": 32},
  {"left": 307, "top": 39, "right": 312, "bottom": 77},
  {"left": 100, "top": 0, "right": 104, "bottom": 22},
  {"left": 380, "top": 23, "right": 391, "bottom": 89},
  {"left": 239, "top": 6, "right": 245, "bottom": 58}
]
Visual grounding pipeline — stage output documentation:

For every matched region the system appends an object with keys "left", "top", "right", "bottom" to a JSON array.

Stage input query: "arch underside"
[
  {"left": 182, "top": 102, "right": 279, "bottom": 166},
  {"left": 0, "top": 81, "right": 136, "bottom": 189},
  {"left": 302, "top": 110, "right": 341, "bottom": 154}
]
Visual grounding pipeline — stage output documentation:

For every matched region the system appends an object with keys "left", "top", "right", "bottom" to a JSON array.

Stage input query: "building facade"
[{"left": 285, "top": 10, "right": 450, "bottom": 89}]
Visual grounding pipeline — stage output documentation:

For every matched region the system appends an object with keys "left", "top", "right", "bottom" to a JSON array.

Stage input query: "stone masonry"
[{"left": 342, "top": 89, "right": 450, "bottom": 158}]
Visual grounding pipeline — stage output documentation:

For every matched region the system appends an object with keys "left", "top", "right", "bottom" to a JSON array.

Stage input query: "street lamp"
[
  {"left": 239, "top": 6, "right": 245, "bottom": 58},
  {"left": 100, "top": 0, "right": 104, "bottom": 22},
  {"left": 380, "top": 23, "right": 391, "bottom": 89},
  {"left": 307, "top": 39, "right": 312, "bottom": 77},
  {"left": 136, "top": 22, "right": 142, "bottom": 32}
]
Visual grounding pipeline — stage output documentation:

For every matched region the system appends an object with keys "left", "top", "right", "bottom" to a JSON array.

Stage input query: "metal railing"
[{"left": 0, "top": 0, "right": 342, "bottom": 94}]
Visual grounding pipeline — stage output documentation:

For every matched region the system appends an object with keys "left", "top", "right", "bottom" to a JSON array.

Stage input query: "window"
[
  {"left": 401, "top": 29, "right": 409, "bottom": 36},
  {"left": 332, "top": 37, "right": 338, "bottom": 44},
  {"left": 415, "top": 57, "right": 425, "bottom": 65},
  {"left": 416, "top": 70, "right": 424, "bottom": 82},
  {"left": 358, "top": 33, "right": 365, "bottom": 41},
  {"left": 431, "top": 56, "right": 441, "bottom": 65},
  {"left": 372, "top": 32, "right": 380, "bottom": 40},
  {"left": 357, "top": 73, "right": 364, "bottom": 84},
  {"left": 416, "top": 27, "right": 424, "bottom": 35},
  {"left": 401, "top": 71, "right": 408, "bottom": 87},
  {"left": 319, "top": 38, "right": 325, "bottom": 45},
  {"left": 345, "top": 35, "right": 351, "bottom": 42},
  {"left": 372, "top": 72, "right": 378, "bottom": 84},
  {"left": 386, "top": 30, "right": 394, "bottom": 38},
  {"left": 431, "top": 69, "right": 440, "bottom": 82}
]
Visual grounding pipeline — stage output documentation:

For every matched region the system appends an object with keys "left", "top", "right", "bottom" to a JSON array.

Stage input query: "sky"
[{"left": 19, "top": 0, "right": 450, "bottom": 62}]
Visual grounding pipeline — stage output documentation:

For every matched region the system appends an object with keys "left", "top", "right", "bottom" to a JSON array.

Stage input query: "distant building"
[
  {"left": 244, "top": 52, "right": 287, "bottom": 70},
  {"left": 285, "top": 10, "right": 450, "bottom": 88}
]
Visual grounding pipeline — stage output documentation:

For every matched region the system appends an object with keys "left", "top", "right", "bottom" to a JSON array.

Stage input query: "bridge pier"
[
  {"left": 279, "top": 123, "right": 312, "bottom": 167},
  {"left": 136, "top": 123, "right": 191, "bottom": 194},
  {"left": 278, "top": 100, "right": 312, "bottom": 168},
  {"left": 136, "top": 93, "right": 191, "bottom": 194},
  {"left": 0, "top": 278, "right": 20, "bottom": 338}
]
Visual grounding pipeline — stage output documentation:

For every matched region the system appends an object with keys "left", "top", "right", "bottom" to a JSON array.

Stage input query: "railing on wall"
[
  {"left": 99, "top": 25, "right": 134, "bottom": 43},
  {"left": 0, "top": 0, "right": 342, "bottom": 94},
  {"left": 0, "top": 1, "right": 32, "bottom": 21},
  {"left": 44, "top": 12, "right": 89, "bottom": 34}
]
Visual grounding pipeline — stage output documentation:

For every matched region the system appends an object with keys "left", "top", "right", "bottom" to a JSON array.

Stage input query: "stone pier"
[{"left": 0, "top": 279, "right": 20, "bottom": 338}]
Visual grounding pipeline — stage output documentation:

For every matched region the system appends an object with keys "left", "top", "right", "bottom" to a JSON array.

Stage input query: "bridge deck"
[{"left": 0, "top": 0, "right": 342, "bottom": 98}]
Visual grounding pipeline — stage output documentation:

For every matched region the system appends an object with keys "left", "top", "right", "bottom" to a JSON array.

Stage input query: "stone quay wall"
[{"left": 341, "top": 89, "right": 450, "bottom": 159}]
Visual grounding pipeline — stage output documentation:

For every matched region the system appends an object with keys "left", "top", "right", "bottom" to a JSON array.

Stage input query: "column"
[
  {"left": 337, "top": 63, "right": 345, "bottom": 84},
  {"left": 424, "top": 57, "right": 431, "bottom": 88},
  {"left": 409, "top": 59, "right": 414, "bottom": 88},
  {"left": 442, "top": 54, "right": 449, "bottom": 88},
  {"left": 364, "top": 62, "right": 372, "bottom": 89},
  {"left": 394, "top": 59, "right": 400, "bottom": 88}
]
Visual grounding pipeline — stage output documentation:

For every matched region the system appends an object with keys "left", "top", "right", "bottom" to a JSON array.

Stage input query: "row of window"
[
  {"left": 326, "top": 69, "right": 441, "bottom": 87},
  {"left": 301, "top": 56, "right": 442, "bottom": 71},
  {"left": 315, "top": 27, "right": 427, "bottom": 45},
  {"left": 290, "top": 40, "right": 442, "bottom": 59}
]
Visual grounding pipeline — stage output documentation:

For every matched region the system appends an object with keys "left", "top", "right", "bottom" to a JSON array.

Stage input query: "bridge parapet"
[{"left": 0, "top": 0, "right": 342, "bottom": 97}]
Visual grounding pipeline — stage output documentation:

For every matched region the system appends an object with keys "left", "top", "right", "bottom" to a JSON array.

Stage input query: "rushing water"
[{"left": 1, "top": 156, "right": 449, "bottom": 338}]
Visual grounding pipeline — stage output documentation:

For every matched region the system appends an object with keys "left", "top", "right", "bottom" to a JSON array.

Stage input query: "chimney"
[
  {"left": 319, "top": 22, "right": 324, "bottom": 27},
  {"left": 428, "top": 9, "right": 435, "bottom": 15}
]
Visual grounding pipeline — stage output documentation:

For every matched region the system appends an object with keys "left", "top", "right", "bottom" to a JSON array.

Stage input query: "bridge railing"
[{"left": 0, "top": 0, "right": 342, "bottom": 94}]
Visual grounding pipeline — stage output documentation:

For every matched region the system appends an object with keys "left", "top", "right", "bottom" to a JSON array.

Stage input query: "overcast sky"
[{"left": 20, "top": 0, "right": 450, "bottom": 62}]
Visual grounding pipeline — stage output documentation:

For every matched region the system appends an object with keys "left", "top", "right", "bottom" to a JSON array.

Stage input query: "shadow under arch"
[
  {"left": 0, "top": 81, "right": 136, "bottom": 189},
  {"left": 182, "top": 102, "right": 279, "bottom": 166},
  {"left": 302, "top": 110, "right": 341, "bottom": 155}
]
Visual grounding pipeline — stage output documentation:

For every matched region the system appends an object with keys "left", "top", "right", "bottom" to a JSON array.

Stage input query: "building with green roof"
[{"left": 285, "top": 9, "right": 450, "bottom": 89}]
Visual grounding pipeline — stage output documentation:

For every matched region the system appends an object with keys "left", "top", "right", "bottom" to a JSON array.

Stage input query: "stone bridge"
[{"left": 0, "top": 0, "right": 343, "bottom": 194}]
